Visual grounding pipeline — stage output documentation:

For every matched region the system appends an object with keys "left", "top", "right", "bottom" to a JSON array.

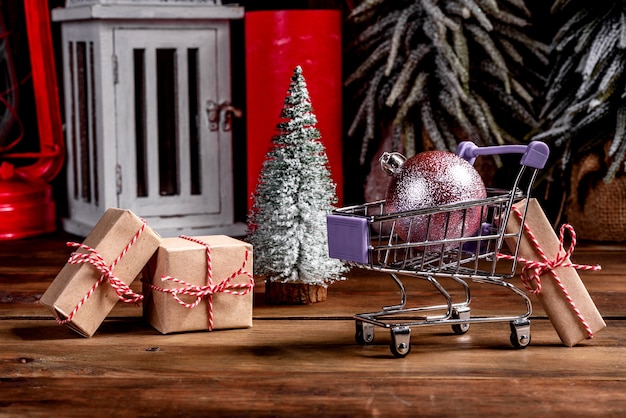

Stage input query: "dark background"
[{"left": 0, "top": 0, "right": 559, "bottom": 226}]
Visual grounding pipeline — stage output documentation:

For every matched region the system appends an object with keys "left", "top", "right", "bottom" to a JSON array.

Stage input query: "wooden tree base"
[{"left": 265, "top": 281, "right": 327, "bottom": 305}]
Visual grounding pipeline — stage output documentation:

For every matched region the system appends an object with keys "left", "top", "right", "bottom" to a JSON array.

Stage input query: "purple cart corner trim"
[{"left": 326, "top": 214, "right": 370, "bottom": 265}]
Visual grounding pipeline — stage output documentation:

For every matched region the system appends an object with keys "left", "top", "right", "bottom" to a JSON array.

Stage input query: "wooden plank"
[
  {"left": 1, "top": 319, "right": 623, "bottom": 372},
  {"left": 0, "top": 233, "right": 625, "bottom": 417},
  {"left": 1, "top": 267, "right": 621, "bottom": 320},
  {"left": 1, "top": 376, "right": 625, "bottom": 417},
  {"left": 0, "top": 319, "right": 624, "bottom": 417}
]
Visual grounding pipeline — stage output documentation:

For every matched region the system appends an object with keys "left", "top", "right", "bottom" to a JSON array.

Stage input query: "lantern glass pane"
[
  {"left": 156, "top": 48, "right": 179, "bottom": 196},
  {"left": 77, "top": 41, "right": 91, "bottom": 203},
  {"left": 188, "top": 48, "right": 200, "bottom": 195},
  {"left": 134, "top": 49, "right": 148, "bottom": 197}
]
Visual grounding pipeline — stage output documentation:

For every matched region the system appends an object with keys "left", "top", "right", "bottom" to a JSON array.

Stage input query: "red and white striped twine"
[
  {"left": 498, "top": 207, "right": 601, "bottom": 339},
  {"left": 58, "top": 219, "right": 147, "bottom": 325},
  {"left": 146, "top": 235, "right": 254, "bottom": 331}
]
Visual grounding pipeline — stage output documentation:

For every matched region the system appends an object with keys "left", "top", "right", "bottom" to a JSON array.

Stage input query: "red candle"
[{"left": 245, "top": 10, "right": 343, "bottom": 209}]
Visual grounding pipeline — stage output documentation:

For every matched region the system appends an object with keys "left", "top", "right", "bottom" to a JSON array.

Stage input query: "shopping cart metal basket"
[{"left": 326, "top": 141, "right": 550, "bottom": 357}]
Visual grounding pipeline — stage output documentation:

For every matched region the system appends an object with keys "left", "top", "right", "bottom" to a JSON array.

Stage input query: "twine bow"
[
  {"left": 149, "top": 235, "right": 254, "bottom": 331},
  {"left": 59, "top": 220, "right": 147, "bottom": 325},
  {"left": 498, "top": 207, "right": 601, "bottom": 338}
]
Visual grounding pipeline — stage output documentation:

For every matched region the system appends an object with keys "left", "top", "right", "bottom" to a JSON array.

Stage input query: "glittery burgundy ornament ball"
[{"left": 384, "top": 150, "right": 487, "bottom": 248}]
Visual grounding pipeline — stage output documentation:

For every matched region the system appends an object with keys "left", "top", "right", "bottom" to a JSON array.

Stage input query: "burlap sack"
[{"left": 565, "top": 152, "right": 626, "bottom": 242}]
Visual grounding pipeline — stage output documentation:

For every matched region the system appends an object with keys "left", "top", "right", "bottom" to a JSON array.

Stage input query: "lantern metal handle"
[
  {"left": 205, "top": 100, "right": 242, "bottom": 132},
  {"left": 219, "top": 102, "right": 242, "bottom": 132}
]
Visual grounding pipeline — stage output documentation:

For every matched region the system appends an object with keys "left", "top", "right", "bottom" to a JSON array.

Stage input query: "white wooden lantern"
[{"left": 53, "top": 1, "right": 246, "bottom": 237}]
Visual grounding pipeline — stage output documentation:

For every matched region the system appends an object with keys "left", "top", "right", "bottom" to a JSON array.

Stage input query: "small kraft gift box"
[
  {"left": 40, "top": 208, "right": 162, "bottom": 337},
  {"left": 504, "top": 198, "right": 606, "bottom": 346},
  {"left": 142, "top": 235, "right": 254, "bottom": 334}
]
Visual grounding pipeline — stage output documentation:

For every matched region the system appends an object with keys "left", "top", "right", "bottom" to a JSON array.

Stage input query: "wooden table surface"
[{"left": 1, "top": 232, "right": 625, "bottom": 417}]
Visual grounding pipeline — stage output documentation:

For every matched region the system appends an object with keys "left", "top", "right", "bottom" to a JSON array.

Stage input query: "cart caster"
[
  {"left": 390, "top": 326, "right": 411, "bottom": 358},
  {"left": 510, "top": 319, "right": 531, "bottom": 349},
  {"left": 451, "top": 307, "right": 471, "bottom": 335},
  {"left": 355, "top": 320, "right": 375, "bottom": 345}
]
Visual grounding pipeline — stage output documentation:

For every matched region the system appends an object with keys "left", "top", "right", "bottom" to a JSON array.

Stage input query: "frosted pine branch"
[{"left": 346, "top": 0, "right": 545, "bottom": 161}]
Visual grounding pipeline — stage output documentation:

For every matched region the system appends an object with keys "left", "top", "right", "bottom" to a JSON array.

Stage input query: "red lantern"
[{"left": 0, "top": 0, "right": 64, "bottom": 240}]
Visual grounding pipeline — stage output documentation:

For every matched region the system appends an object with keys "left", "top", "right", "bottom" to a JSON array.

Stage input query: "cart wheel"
[
  {"left": 451, "top": 307, "right": 471, "bottom": 335},
  {"left": 355, "top": 320, "right": 375, "bottom": 345},
  {"left": 509, "top": 319, "right": 531, "bottom": 349},
  {"left": 452, "top": 323, "right": 470, "bottom": 335},
  {"left": 390, "top": 326, "right": 411, "bottom": 358}
]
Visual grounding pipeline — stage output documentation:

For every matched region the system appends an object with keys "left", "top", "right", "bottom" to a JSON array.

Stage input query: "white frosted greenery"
[{"left": 247, "top": 66, "right": 347, "bottom": 286}]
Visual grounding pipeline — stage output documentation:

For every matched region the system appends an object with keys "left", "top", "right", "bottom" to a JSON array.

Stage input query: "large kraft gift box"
[
  {"left": 142, "top": 235, "right": 254, "bottom": 334},
  {"left": 40, "top": 208, "right": 162, "bottom": 337},
  {"left": 504, "top": 198, "right": 606, "bottom": 346}
]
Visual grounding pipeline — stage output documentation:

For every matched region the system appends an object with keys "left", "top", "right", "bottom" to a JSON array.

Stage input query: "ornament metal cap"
[{"left": 380, "top": 152, "right": 407, "bottom": 176}]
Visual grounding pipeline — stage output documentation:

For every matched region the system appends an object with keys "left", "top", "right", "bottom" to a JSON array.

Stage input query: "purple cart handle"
[{"left": 456, "top": 141, "right": 550, "bottom": 169}]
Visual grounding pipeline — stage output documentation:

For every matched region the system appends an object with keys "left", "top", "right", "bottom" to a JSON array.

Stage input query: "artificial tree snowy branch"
[{"left": 247, "top": 66, "right": 347, "bottom": 287}]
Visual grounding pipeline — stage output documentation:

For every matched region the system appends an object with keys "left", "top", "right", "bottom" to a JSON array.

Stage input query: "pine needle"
[
  {"left": 465, "top": 94, "right": 491, "bottom": 140},
  {"left": 435, "top": 55, "right": 468, "bottom": 102},
  {"left": 385, "top": 3, "right": 421, "bottom": 76},
  {"left": 554, "top": 8, "right": 590, "bottom": 48},
  {"left": 438, "top": 115, "right": 463, "bottom": 149},
  {"left": 493, "top": 9, "right": 529, "bottom": 28},
  {"left": 605, "top": 141, "right": 626, "bottom": 183},
  {"left": 466, "top": 23, "right": 510, "bottom": 93},
  {"left": 475, "top": 0, "right": 499, "bottom": 15},
  {"left": 394, "top": 72, "right": 429, "bottom": 125},
  {"left": 420, "top": 99, "right": 447, "bottom": 151},
  {"left": 345, "top": 40, "right": 391, "bottom": 87},
  {"left": 349, "top": 0, "right": 386, "bottom": 23},
  {"left": 421, "top": 0, "right": 460, "bottom": 32},
  {"left": 452, "top": 24, "right": 470, "bottom": 72},
  {"left": 438, "top": 88, "right": 475, "bottom": 139},
  {"left": 503, "top": 0, "right": 531, "bottom": 18},
  {"left": 608, "top": 105, "right": 626, "bottom": 158},
  {"left": 497, "top": 37, "right": 524, "bottom": 65},
  {"left": 475, "top": 93, "right": 505, "bottom": 145},
  {"left": 620, "top": 12, "right": 626, "bottom": 48},
  {"left": 550, "top": 0, "right": 573, "bottom": 15},
  {"left": 386, "top": 46, "right": 430, "bottom": 107},
  {"left": 510, "top": 77, "right": 534, "bottom": 107},
  {"left": 440, "top": 33, "right": 470, "bottom": 88},
  {"left": 581, "top": 21, "right": 619, "bottom": 80},
  {"left": 460, "top": 0, "right": 493, "bottom": 31},
  {"left": 402, "top": 120, "right": 417, "bottom": 158}
]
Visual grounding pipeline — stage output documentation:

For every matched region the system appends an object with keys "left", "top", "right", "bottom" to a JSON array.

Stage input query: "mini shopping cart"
[{"left": 326, "top": 141, "right": 550, "bottom": 357}]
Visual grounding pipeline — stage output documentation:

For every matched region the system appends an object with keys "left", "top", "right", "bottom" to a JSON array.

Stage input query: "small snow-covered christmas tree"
[{"left": 247, "top": 66, "right": 346, "bottom": 304}]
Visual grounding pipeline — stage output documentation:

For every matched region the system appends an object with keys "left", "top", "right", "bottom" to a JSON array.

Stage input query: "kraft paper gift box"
[
  {"left": 504, "top": 198, "right": 606, "bottom": 346},
  {"left": 40, "top": 208, "right": 162, "bottom": 337},
  {"left": 142, "top": 235, "right": 254, "bottom": 334}
]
